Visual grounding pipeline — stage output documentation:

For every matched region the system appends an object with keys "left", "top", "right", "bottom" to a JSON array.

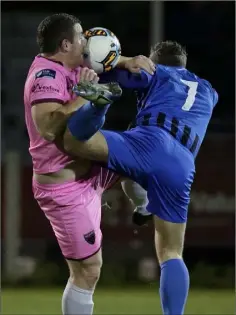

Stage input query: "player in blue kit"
[{"left": 63, "top": 41, "right": 218, "bottom": 315}]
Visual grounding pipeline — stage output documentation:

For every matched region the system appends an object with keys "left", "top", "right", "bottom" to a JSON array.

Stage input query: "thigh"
[
  {"left": 154, "top": 215, "right": 186, "bottom": 262},
  {"left": 64, "top": 128, "right": 109, "bottom": 162},
  {"left": 147, "top": 175, "right": 192, "bottom": 223},
  {"left": 146, "top": 137, "right": 195, "bottom": 224},
  {"left": 100, "top": 129, "right": 150, "bottom": 187},
  {"left": 33, "top": 182, "right": 102, "bottom": 260}
]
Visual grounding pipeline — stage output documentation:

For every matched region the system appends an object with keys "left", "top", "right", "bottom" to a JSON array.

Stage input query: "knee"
[
  {"left": 68, "top": 255, "right": 102, "bottom": 290},
  {"left": 80, "top": 262, "right": 102, "bottom": 288}
]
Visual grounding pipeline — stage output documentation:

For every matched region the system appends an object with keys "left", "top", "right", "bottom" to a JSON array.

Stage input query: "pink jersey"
[{"left": 24, "top": 55, "right": 80, "bottom": 174}]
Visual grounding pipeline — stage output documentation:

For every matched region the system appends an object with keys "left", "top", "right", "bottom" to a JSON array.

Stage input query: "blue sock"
[
  {"left": 68, "top": 102, "right": 110, "bottom": 141},
  {"left": 159, "top": 258, "right": 189, "bottom": 315}
]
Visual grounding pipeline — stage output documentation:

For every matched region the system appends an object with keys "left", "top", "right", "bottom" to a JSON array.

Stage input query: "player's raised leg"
[
  {"left": 64, "top": 58, "right": 155, "bottom": 160},
  {"left": 66, "top": 82, "right": 122, "bottom": 147},
  {"left": 64, "top": 128, "right": 109, "bottom": 162}
]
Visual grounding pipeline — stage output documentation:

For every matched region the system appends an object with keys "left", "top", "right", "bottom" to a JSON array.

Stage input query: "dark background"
[
  {"left": 1, "top": 1, "right": 235, "bottom": 314},
  {"left": 2, "top": 1, "right": 235, "bottom": 132}
]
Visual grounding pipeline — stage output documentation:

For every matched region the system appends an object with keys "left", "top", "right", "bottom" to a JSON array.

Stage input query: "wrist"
[{"left": 116, "top": 56, "right": 132, "bottom": 69}]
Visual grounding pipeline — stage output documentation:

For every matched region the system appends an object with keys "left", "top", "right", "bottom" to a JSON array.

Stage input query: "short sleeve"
[{"left": 29, "top": 69, "right": 66, "bottom": 106}]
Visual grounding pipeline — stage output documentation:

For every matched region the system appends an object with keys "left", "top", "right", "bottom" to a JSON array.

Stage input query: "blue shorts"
[{"left": 101, "top": 126, "right": 195, "bottom": 223}]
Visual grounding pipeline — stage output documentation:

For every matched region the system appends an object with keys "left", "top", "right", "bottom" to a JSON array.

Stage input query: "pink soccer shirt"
[{"left": 24, "top": 56, "right": 80, "bottom": 174}]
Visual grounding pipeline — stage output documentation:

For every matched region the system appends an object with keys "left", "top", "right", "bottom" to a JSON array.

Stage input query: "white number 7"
[{"left": 180, "top": 79, "right": 198, "bottom": 111}]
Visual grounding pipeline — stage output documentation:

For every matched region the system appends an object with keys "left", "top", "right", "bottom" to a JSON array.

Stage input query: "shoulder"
[
  {"left": 26, "top": 64, "right": 67, "bottom": 94},
  {"left": 26, "top": 68, "right": 67, "bottom": 105},
  {"left": 33, "top": 66, "right": 66, "bottom": 83},
  {"left": 29, "top": 57, "right": 67, "bottom": 84},
  {"left": 194, "top": 74, "right": 217, "bottom": 95},
  {"left": 155, "top": 64, "right": 174, "bottom": 79},
  {"left": 187, "top": 71, "right": 219, "bottom": 106}
]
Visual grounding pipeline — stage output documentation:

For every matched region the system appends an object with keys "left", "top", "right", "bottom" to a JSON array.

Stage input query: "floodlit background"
[{"left": 1, "top": 1, "right": 235, "bottom": 314}]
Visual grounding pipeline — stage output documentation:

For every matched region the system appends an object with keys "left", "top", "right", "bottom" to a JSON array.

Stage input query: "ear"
[{"left": 61, "top": 39, "right": 71, "bottom": 53}]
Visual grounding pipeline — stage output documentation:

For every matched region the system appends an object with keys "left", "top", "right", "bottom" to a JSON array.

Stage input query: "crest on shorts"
[{"left": 84, "top": 230, "right": 96, "bottom": 245}]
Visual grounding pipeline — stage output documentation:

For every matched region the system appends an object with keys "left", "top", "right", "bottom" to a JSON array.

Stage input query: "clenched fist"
[{"left": 78, "top": 67, "right": 99, "bottom": 83}]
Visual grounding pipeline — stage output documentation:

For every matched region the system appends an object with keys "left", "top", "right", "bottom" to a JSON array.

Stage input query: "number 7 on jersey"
[{"left": 180, "top": 79, "right": 198, "bottom": 111}]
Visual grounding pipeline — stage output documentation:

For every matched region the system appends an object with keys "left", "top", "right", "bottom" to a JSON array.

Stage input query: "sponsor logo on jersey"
[
  {"left": 31, "top": 84, "right": 59, "bottom": 93},
  {"left": 35, "top": 69, "right": 56, "bottom": 79}
]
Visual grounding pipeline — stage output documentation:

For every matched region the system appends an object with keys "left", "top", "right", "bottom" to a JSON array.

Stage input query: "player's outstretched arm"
[
  {"left": 117, "top": 55, "right": 155, "bottom": 75},
  {"left": 99, "top": 55, "right": 155, "bottom": 90},
  {"left": 100, "top": 68, "right": 153, "bottom": 90}
]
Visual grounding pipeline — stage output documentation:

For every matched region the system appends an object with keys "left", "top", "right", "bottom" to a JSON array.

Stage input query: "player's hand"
[
  {"left": 79, "top": 67, "right": 99, "bottom": 83},
  {"left": 125, "top": 55, "right": 156, "bottom": 75}
]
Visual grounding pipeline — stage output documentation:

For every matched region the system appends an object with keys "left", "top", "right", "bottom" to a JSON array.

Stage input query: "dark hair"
[
  {"left": 150, "top": 41, "right": 187, "bottom": 67},
  {"left": 37, "top": 13, "right": 80, "bottom": 54}
]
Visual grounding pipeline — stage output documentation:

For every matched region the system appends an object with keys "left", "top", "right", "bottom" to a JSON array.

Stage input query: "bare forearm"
[
  {"left": 116, "top": 55, "right": 155, "bottom": 75},
  {"left": 116, "top": 56, "right": 132, "bottom": 69}
]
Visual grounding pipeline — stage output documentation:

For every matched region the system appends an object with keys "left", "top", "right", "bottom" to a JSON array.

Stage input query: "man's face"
[{"left": 67, "top": 23, "right": 87, "bottom": 67}]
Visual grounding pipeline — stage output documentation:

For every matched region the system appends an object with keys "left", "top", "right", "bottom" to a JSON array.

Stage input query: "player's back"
[{"left": 136, "top": 65, "right": 218, "bottom": 157}]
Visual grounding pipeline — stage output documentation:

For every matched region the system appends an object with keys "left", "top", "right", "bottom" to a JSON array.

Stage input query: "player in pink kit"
[
  {"left": 25, "top": 54, "right": 118, "bottom": 258},
  {"left": 24, "top": 13, "right": 153, "bottom": 315}
]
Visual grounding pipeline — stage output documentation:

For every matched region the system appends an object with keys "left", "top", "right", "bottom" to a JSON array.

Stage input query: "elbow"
[{"left": 40, "top": 131, "right": 57, "bottom": 142}]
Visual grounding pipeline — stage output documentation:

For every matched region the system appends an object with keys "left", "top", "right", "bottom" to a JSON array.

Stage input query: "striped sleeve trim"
[{"left": 31, "top": 98, "right": 65, "bottom": 106}]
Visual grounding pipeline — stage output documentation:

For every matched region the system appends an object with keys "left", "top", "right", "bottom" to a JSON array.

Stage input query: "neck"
[{"left": 41, "top": 53, "right": 74, "bottom": 70}]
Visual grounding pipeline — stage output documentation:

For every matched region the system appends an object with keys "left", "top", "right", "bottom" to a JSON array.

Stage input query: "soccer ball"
[{"left": 83, "top": 27, "right": 121, "bottom": 74}]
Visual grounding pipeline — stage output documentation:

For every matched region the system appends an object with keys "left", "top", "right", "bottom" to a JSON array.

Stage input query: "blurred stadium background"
[{"left": 1, "top": 1, "right": 235, "bottom": 314}]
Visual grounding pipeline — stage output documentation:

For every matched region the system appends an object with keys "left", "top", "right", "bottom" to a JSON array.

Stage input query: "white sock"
[
  {"left": 121, "top": 180, "right": 151, "bottom": 215},
  {"left": 135, "top": 205, "right": 152, "bottom": 216},
  {"left": 62, "top": 280, "right": 94, "bottom": 315}
]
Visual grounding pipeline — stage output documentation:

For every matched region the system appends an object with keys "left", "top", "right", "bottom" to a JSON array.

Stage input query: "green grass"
[{"left": 2, "top": 287, "right": 234, "bottom": 314}]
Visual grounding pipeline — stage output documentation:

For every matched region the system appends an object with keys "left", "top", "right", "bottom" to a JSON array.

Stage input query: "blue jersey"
[
  {"left": 100, "top": 65, "right": 218, "bottom": 157},
  {"left": 100, "top": 66, "right": 218, "bottom": 222}
]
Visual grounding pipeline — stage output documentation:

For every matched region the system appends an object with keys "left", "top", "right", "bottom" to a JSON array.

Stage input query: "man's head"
[
  {"left": 37, "top": 13, "right": 86, "bottom": 68},
  {"left": 150, "top": 41, "right": 187, "bottom": 67}
]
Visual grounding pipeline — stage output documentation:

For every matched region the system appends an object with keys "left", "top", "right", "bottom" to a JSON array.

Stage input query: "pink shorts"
[{"left": 33, "top": 165, "right": 119, "bottom": 260}]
